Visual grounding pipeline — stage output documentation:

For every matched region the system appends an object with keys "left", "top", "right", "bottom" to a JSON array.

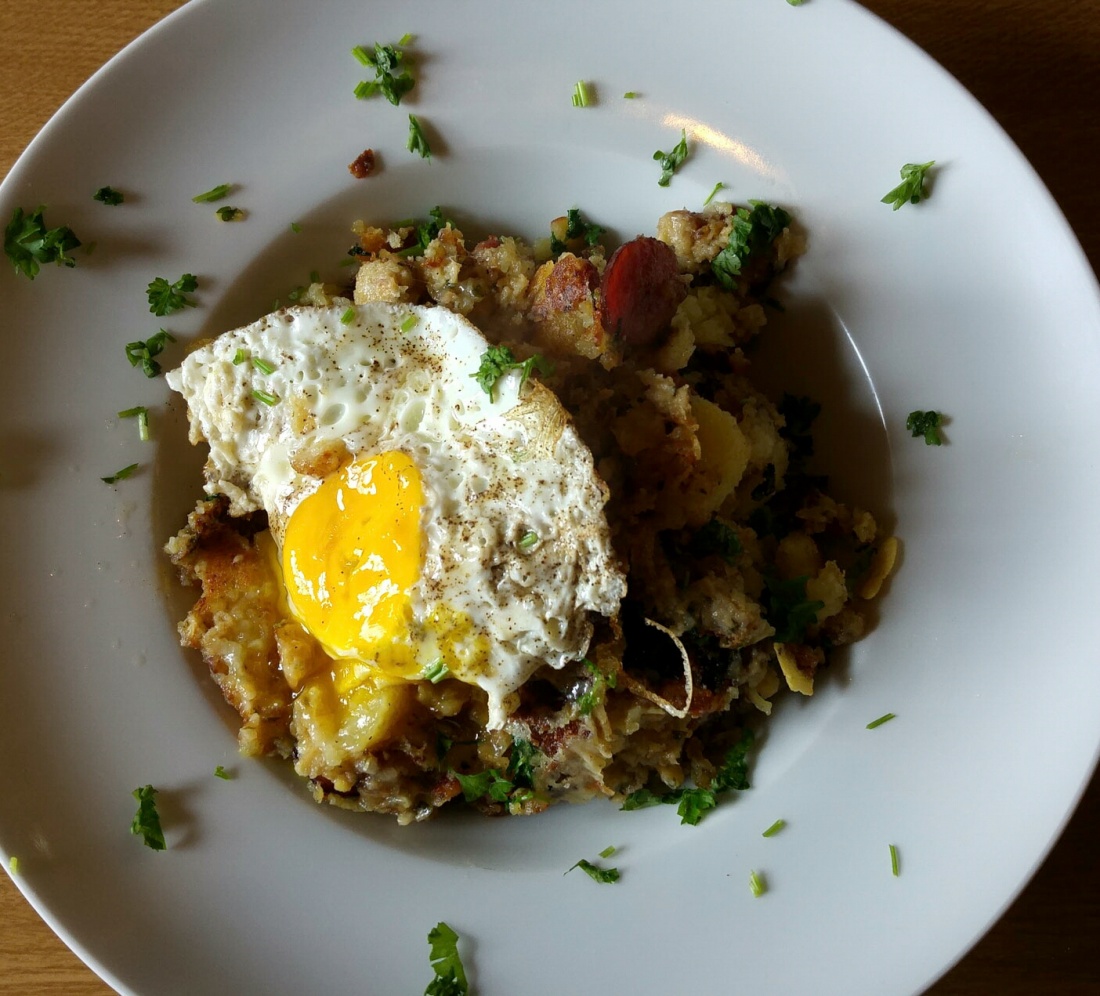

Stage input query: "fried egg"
[{"left": 166, "top": 302, "right": 626, "bottom": 728}]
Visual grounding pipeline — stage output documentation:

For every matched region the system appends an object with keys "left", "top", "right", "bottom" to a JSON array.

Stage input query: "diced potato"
[
  {"left": 775, "top": 642, "right": 823, "bottom": 696},
  {"left": 775, "top": 532, "right": 822, "bottom": 580},
  {"left": 682, "top": 396, "right": 751, "bottom": 527},
  {"left": 860, "top": 536, "right": 899, "bottom": 599}
]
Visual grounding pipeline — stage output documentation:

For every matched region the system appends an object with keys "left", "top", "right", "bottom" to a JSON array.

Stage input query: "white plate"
[{"left": 2, "top": 1, "right": 1099, "bottom": 993}]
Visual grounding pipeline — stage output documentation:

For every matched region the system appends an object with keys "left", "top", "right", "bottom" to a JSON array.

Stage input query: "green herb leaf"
[
  {"left": 749, "top": 869, "right": 767, "bottom": 897},
  {"left": 906, "top": 409, "right": 944, "bottom": 445},
  {"left": 763, "top": 574, "right": 824, "bottom": 643},
  {"left": 251, "top": 355, "right": 276, "bottom": 375},
  {"left": 712, "top": 730, "right": 754, "bottom": 792},
  {"left": 125, "top": 329, "right": 177, "bottom": 377},
  {"left": 889, "top": 843, "right": 900, "bottom": 877},
  {"left": 290, "top": 221, "right": 302, "bottom": 234},
  {"left": 703, "top": 181, "right": 727, "bottom": 207},
  {"left": 711, "top": 201, "right": 791, "bottom": 290},
  {"left": 147, "top": 273, "right": 198, "bottom": 316},
  {"left": 506, "top": 738, "right": 539, "bottom": 788},
  {"left": 400, "top": 313, "right": 419, "bottom": 332},
  {"left": 555, "top": 207, "right": 605, "bottom": 253},
  {"left": 101, "top": 463, "right": 139, "bottom": 485},
  {"left": 518, "top": 530, "right": 539, "bottom": 550},
  {"left": 653, "top": 129, "right": 690, "bottom": 187},
  {"left": 192, "top": 184, "right": 231, "bottom": 203},
  {"left": 623, "top": 90, "right": 639, "bottom": 99},
  {"left": 406, "top": 114, "right": 432, "bottom": 159},
  {"left": 620, "top": 788, "right": 663, "bottom": 811},
  {"left": 423, "top": 659, "right": 450, "bottom": 684},
  {"left": 571, "top": 80, "right": 591, "bottom": 107},
  {"left": 93, "top": 186, "right": 124, "bottom": 206},
  {"left": 598, "top": 845, "right": 617, "bottom": 859},
  {"left": 214, "top": 765, "right": 231, "bottom": 780},
  {"left": 353, "top": 41, "right": 416, "bottom": 105},
  {"left": 689, "top": 517, "right": 742, "bottom": 564},
  {"left": 566, "top": 858, "right": 621, "bottom": 883},
  {"left": 425, "top": 922, "right": 468, "bottom": 996},
  {"left": 471, "top": 345, "right": 551, "bottom": 402},
  {"left": 762, "top": 818, "right": 787, "bottom": 837},
  {"left": 676, "top": 788, "right": 717, "bottom": 826},
  {"left": 216, "top": 206, "right": 244, "bottom": 222},
  {"left": 339, "top": 306, "right": 356, "bottom": 325},
  {"left": 866, "top": 712, "right": 897, "bottom": 730},
  {"left": 117, "top": 405, "right": 150, "bottom": 441},
  {"left": 881, "top": 160, "right": 935, "bottom": 210},
  {"left": 453, "top": 768, "right": 514, "bottom": 803},
  {"left": 252, "top": 388, "right": 280, "bottom": 406},
  {"left": 8, "top": 856, "right": 19, "bottom": 874},
  {"left": 130, "top": 785, "right": 166, "bottom": 850},
  {"left": 4, "top": 206, "right": 81, "bottom": 280}
]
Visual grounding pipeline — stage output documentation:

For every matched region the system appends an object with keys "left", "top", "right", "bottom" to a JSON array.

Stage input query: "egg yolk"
[{"left": 282, "top": 451, "right": 424, "bottom": 681}]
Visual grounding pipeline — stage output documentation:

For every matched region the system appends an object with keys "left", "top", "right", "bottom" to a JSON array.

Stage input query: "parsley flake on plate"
[
  {"left": 353, "top": 38, "right": 416, "bottom": 105},
  {"left": 4, "top": 206, "right": 81, "bottom": 280},
  {"left": 762, "top": 818, "right": 787, "bottom": 838},
  {"left": 214, "top": 765, "right": 231, "bottom": 780},
  {"left": 407, "top": 114, "right": 433, "bottom": 159},
  {"left": 192, "top": 183, "right": 232, "bottom": 203},
  {"left": 147, "top": 273, "right": 198, "bottom": 316},
  {"left": 425, "top": 921, "right": 468, "bottom": 996},
  {"left": 125, "top": 329, "right": 176, "bottom": 377},
  {"left": 566, "top": 858, "right": 621, "bottom": 884},
  {"left": 216, "top": 206, "right": 245, "bottom": 222},
  {"left": 93, "top": 186, "right": 124, "bottom": 206},
  {"left": 749, "top": 869, "right": 767, "bottom": 897},
  {"left": 101, "top": 463, "right": 140, "bottom": 485},
  {"left": 130, "top": 785, "right": 166, "bottom": 850},
  {"left": 881, "top": 160, "right": 935, "bottom": 210},
  {"left": 906, "top": 409, "right": 945, "bottom": 445},
  {"left": 653, "top": 128, "right": 689, "bottom": 186}
]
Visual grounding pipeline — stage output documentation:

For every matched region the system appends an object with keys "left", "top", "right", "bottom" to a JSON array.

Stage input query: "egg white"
[{"left": 167, "top": 302, "right": 626, "bottom": 726}]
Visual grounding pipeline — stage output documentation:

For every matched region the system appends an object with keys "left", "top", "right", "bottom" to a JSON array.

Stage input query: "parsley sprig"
[
  {"left": 93, "top": 186, "right": 124, "bottom": 206},
  {"left": 550, "top": 208, "right": 605, "bottom": 256},
  {"left": 653, "top": 129, "right": 690, "bottom": 186},
  {"left": 125, "top": 329, "right": 176, "bottom": 377},
  {"left": 906, "top": 409, "right": 945, "bottom": 445},
  {"left": 396, "top": 206, "right": 454, "bottom": 257},
  {"left": 4, "top": 206, "right": 81, "bottom": 280},
  {"left": 130, "top": 785, "right": 166, "bottom": 850},
  {"left": 881, "top": 161, "right": 935, "bottom": 210},
  {"left": 353, "top": 38, "right": 415, "bottom": 105},
  {"left": 407, "top": 114, "right": 432, "bottom": 159},
  {"left": 566, "top": 858, "right": 620, "bottom": 883},
  {"left": 425, "top": 922, "right": 468, "bottom": 996},
  {"left": 147, "top": 273, "right": 198, "bottom": 316},
  {"left": 711, "top": 201, "right": 791, "bottom": 290},
  {"left": 471, "top": 345, "right": 551, "bottom": 402}
]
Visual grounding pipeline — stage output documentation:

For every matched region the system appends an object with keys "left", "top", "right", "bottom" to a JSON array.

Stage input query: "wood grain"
[{"left": 1, "top": 1, "right": 1097, "bottom": 993}]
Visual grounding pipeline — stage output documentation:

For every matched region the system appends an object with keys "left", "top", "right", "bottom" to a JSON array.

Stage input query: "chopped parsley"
[
  {"left": 192, "top": 184, "right": 232, "bottom": 203},
  {"left": 881, "top": 161, "right": 935, "bottom": 210},
  {"left": 763, "top": 574, "right": 824, "bottom": 643},
  {"left": 353, "top": 40, "right": 416, "bottom": 105},
  {"left": 423, "top": 659, "right": 450, "bottom": 684},
  {"left": 711, "top": 201, "right": 791, "bottom": 290},
  {"left": 866, "top": 712, "right": 897, "bottom": 730},
  {"left": 4, "top": 206, "right": 81, "bottom": 280},
  {"left": 471, "top": 345, "right": 551, "bottom": 402},
  {"left": 762, "top": 818, "right": 787, "bottom": 837},
  {"left": 703, "top": 181, "right": 727, "bottom": 207},
  {"left": 576, "top": 658, "right": 617, "bottom": 717},
  {"left": 252, "top": 388, "right": 280, "bottom": 406},
  {"left": 425, "top": 921, "right": 468, "bottom": 996},
  {"left": 506, "top": 738, "right": 539, "bottom": 788},
  {"left": 125, "top": 329, "right": 176, "bottom": 377},
  {"left": 749, "top": 869, "right": 767, "bottom": 897},
  {"left": 906, "top": 409, "right": 945, "bottom": 445},
  {"left": 623, "top": 90, "right": 639, "bottom": 99},
  {"left": 550, "top": 207, "right": 605, "bottom": 256},
  {"left": 147, "top": 273, "right": 198, "bottom": 316},
  {"left": 117, "top": 405, "right": 150, "bottom": 441},
  {"left": 130, "top": 785, "right": 166, "bottom": 850},
  {"left": 397, "top": 206, "right": 454, "bottom": 257},
  {"left": 216, "top": 206, "right": 244, "bottom": 222},
  {"left": 453, "top": 768, "right": 514, "bottom": 804},
  {"left": 653, "top": 128, "right": 689, "bottom": 187},
  {"left": 93, "top": 186, "right": 124, "bottom": 206},
  {"left": 566, "top": 858, "right": 620, "bottom": 884},
  {"left": 101, "top": 463, "right": 139, "bottom": 485},
  {"left": 214, "top": 765, "right": 231, "bottom": 780},
  {"left": 622, "top": 729, "right": 754, "bottom": 825},
  {"left": 889, "top": 843, "right": 900, "bottom": 877},
  {"left": 571, "top": 80, "right": 592, "bottom": 107},
  {"left": 406, "top": 114, "right": 432, "bottom": 159}
]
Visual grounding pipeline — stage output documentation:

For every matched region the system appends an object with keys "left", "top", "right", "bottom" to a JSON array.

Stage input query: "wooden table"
[{"left": 2, "top": 1, "right": 1098, "bottom": 993}]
